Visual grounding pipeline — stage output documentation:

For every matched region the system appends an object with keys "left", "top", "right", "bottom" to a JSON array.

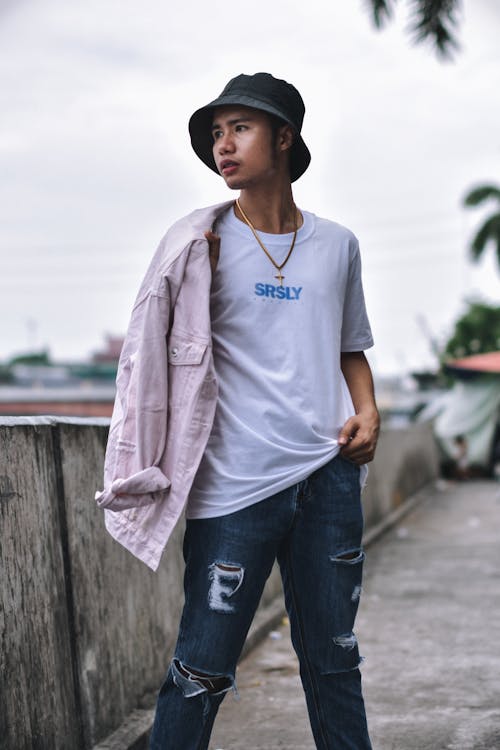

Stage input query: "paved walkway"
[{"left": 209, "top": 480, "right": 500, "bottom": 750}]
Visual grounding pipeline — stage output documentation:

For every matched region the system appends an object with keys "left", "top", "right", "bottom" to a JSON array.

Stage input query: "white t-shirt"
[{"left": 186, "top": 205, "right": 373, "bottom": 519}]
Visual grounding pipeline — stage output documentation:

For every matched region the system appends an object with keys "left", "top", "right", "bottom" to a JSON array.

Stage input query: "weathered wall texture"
[
  {"left": 0, "top": 418, "right": 439, "bottom": 750},
  {"left": 0, "top": 423, "right": 81, "bottom": 750}
]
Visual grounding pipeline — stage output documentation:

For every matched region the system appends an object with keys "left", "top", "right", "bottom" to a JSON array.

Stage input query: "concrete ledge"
[
  {"left": 92, "top": 710, "right": 154, "bottom": 750},
  {"left": 0, "top": 415, "right": 111, "bottom": 426}
]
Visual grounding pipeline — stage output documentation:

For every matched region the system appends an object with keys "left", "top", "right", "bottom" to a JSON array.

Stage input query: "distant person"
[
  {"left": 96, "top": 72, "right": 379, "bottom": 749},
  {"left": 452, "top": 434, "right": 470, "bottom": 479}
]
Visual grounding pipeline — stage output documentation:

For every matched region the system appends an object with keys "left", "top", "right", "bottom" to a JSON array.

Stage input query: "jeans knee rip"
[
  {"left": 171, "top": 659, "right": 236, "bottom": 698},
  {"left": 208, "top": 561, "right": 244, "bottom": 613},
  {"left": 329, "top": 548, "right": 365, "bottom": 565},
  {"left": 321, "top": 632, "right": 365, "bottom": 675},
  {"left": 351, "top": 584, "right": 363, "bottom": 602},
  {"left": 333, "top": 632, "right": 358, "bottom": 651}
]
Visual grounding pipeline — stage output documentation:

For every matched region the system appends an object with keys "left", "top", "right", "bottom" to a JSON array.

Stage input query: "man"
[{"left": 97, "top": 72, "right": 379, "bottom": 749}]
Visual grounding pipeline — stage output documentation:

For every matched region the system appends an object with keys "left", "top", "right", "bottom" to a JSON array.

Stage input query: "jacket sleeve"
[{"left": 95, "top": 280, "right": 172, "bottom": 512}]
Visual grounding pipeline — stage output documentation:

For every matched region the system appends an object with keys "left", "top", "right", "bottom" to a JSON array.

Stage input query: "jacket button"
[{"left": 171, "top": 347, "right": 178, "bottom": 357}]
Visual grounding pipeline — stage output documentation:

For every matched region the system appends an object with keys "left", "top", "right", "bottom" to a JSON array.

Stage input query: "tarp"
[{"left": 419, "top": 377, "right": 500, "bottom": 467}]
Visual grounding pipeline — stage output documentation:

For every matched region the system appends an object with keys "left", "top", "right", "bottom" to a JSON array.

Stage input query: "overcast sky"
[{"left": 0, "top": 0, "right": 499, "bottom": 375}]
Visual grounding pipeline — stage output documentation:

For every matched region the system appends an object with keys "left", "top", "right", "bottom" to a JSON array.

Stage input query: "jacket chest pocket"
[
  {"left": 168, "top": 337, "right": 207, "bottom": 366},
  {"left": 168, "top": 335, "right": 209, "bottom": 407}
]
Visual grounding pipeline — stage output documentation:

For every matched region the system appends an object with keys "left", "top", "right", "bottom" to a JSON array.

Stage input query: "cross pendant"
[{"left": 275, "top": 270, "right": 284, "bottom": 286}]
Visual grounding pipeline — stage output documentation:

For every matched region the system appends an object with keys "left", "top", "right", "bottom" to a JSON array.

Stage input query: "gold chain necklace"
[{"left": 235, "top": 199, "right": 298, "bottom": 286}]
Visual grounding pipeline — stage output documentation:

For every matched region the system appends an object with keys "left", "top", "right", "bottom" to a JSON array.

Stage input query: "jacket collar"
[{"left": 185, "top": 200, "right": 235, "bottom": 240}]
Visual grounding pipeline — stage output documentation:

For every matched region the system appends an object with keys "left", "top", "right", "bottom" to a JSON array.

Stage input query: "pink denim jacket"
[{"left": 95, "top": 201, "right": 234, "bottom": 570}]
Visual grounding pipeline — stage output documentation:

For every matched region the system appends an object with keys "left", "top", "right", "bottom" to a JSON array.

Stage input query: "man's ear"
[{"left": 278, "top": 124, "right": 294, "bottom": 153}]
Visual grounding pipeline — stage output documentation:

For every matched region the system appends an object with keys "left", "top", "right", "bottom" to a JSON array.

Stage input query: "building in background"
[{"left": 0, "top": 335, "right": 123, "bottom": 418}]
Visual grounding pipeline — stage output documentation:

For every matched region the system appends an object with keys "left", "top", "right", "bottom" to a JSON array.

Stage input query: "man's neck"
[{"left": 235, "top": 184, "right": 301, "bottom": 234}]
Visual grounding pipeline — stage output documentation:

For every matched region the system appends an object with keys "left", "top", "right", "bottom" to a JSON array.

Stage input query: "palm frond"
[
  {"left": 463, "top": 184, "right": 500, "bottom": 208},
  {"left": 408, "top": 0, "right": 461, "bottom": 59},
  {"left": 365, "top": 0, "right": 397, "bottom": 28},
  {"left": 469, "top": 213, "right": 500, "bottom": 265}
]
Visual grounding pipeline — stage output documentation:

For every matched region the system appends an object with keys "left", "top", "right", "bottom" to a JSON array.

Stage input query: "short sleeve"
[{"left": 340, "top": 239, "right": 374, "bottom": 352}]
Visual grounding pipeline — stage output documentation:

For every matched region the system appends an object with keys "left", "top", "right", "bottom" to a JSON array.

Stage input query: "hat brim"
[{"left": 188, "top": 94, "right": 311, "bottom": 183}]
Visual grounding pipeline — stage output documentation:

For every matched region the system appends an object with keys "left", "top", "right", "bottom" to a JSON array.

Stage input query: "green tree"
[
  {"left": 365, "top": 0, "right": 461, "bottom": 58},
  {"left": 8, "top": 350, "right": 51, "bottom": 367},
  {"left": 444, "top": 301, "right": 500, "bottom": 360},
  {"left": 463, "top": 184, "right": 500, "bottom": 270}
]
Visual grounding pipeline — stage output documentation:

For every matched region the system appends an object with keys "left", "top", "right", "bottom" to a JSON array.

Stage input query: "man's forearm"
[
  {"left": 340, "top": 351, "right": 378, "bottom": 415},
  {"left": 338, "top": 351, "right": 379, "bottom": 463}
]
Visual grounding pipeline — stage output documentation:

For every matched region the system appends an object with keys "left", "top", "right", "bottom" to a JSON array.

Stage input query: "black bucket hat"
[{"left": 188, "top": 72, "right": 311, "bottom": 183}]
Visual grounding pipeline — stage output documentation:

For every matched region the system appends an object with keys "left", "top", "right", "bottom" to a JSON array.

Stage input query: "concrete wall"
[
  {"left": 363, "top": 421, "right": 440, "bottom": 527},
  {"left": 0, "top": 418, "right": 439, "bottom": 750}
]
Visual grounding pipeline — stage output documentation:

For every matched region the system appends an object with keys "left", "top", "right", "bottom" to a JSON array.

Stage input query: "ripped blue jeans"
[{"left": 149, "top": 454, "right": 372, "bottom": 749}]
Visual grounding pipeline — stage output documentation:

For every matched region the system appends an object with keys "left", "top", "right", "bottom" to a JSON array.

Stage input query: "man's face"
[{"left": 211, "top": 106, "right": 281, "bottom": 190}]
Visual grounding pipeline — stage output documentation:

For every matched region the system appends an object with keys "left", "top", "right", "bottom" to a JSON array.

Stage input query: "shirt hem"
[{"left": 186, "top": 446, "right": 365, "bottom": 520}]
